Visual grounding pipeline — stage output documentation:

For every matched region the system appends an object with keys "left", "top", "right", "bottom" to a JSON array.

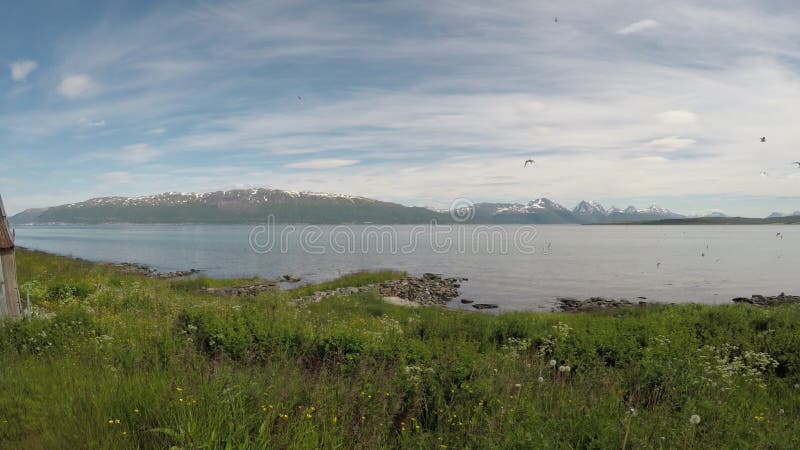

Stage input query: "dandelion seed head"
[{"left": 690, "top": 414, "right": 701, "bottom": 425}]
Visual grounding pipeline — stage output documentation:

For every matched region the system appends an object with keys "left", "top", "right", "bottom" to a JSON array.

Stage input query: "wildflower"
[
  {"left": 305, "top": 413, "right": 312, "bottom": 419},
  {"left": 690, "top": 414, "right": 701, "bottom": 425},
  {"left": 133, "top": 409, "right": 140, "bottom": 414},
  {"left": 176, "top": 387, "right": 183, "bottom": 392},
  {"left": 108, "top": 419, "right": 114, "bottom": 425},
  {"left": 332, "top": 416, "right": 337, "bottom": 424},
  {"left": 115, "top": 419, "right": 120, "bottom": 424},
  {"left": 558, "top": 365, "right": 571, "bottom": 374},
  {"left": 548, "top": 359, "right": 557, "bottom": 367},
  {"left": 629, "top": 408, "right": 637, "bottom": 417},
  {"left": 537, "top": 376, "right": 544, "bottom": 383},
  {"left": 514, "top": 383, "right": 522, "bottom": 388}
]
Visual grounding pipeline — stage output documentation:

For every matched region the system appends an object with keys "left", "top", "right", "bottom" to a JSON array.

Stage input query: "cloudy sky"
[{"left": 2, "top": 0, "right": 800, "bottom": 216}]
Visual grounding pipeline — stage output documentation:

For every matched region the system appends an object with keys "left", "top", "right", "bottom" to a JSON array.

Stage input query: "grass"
[{"left": 1, "top": 248, "right": 799, "bottom": 448}]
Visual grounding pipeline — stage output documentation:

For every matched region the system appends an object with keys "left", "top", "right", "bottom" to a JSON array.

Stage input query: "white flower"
[
  {"left": 548, "top": 359, "right": 557, "bottom": 367},
  {"left": 514, "top": 383, "right": 522, "bottom": 388},
  {"left": 690, "top": 414, "right": 701, "bottom": 425},
  {"left": 629, "top": 408, "right": 637, "bottom": 417},
  {"left": 537, "top": 376, "right": 544, "bottom": 383},
  {"left": 558, "top": 365, "right": 571, "bottom": 373}
]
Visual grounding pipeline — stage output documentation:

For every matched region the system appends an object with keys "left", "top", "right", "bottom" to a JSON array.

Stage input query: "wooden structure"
[{"left": 0, "top": 194, "right": 23, "bottom": 318}]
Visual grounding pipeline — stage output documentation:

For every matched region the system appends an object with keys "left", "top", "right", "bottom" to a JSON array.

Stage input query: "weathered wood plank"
[
  {"left": 0, "top": 194, "right": 22, "bottom": 317},
  {"left": 0, "top": 195, "right": 12, "bottom": 249}
]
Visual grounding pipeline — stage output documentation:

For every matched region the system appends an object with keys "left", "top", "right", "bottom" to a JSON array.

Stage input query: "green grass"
[{"left": 1, "top": 249, "right": 799, "bottom": 449}]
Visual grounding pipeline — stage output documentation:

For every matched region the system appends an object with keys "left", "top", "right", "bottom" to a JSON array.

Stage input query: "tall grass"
[{"left": 1, "top": 249, "right": 798, "bottom": 448}]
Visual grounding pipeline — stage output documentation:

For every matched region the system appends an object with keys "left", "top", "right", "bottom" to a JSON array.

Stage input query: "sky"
[{"left": 2, "top": 0, "right": 800, "bottom": 217}]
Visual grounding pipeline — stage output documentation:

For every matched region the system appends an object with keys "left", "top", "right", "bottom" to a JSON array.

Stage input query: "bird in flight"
[
  {"left": 776, "top": 232, "right": 783, "bottom": 239},
  {"left": 760, "top": 137, "right": 766, "bottom": 142},
  {"left": 554, "top": 17, "right": 558, "bottom": 23},
  {"left": 656, "top": 262, "right": 661, "bottom": 268},
  {"left": 524, "top": 159, "right": 536, "bottom": 167},
  {"left": 760, "top": 171, "right": 768, "bottom": 177},
  {"left": 793, "top": 162, "right": 800, "bottom": 168},
  {"left": 297, "top": 96, "right": 302, "bottom": 100}
]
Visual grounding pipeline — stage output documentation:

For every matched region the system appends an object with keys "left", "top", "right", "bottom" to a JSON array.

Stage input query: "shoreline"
[{"left": 16, "top": 247, "right": 800, "bottom": 313}]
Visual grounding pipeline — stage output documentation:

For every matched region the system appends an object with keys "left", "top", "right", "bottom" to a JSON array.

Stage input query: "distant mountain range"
[{"left": 9, "top": 188, "right": 795, "bottom": 225}]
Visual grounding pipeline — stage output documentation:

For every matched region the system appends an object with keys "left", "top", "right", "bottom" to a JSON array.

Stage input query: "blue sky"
[{"left": 2, "top": 0, "right": 800, "bottom": 216}]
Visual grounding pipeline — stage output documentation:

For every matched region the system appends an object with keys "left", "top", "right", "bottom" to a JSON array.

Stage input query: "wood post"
[{"left": 0, "top": 194, "right": 22, "bottom": 318}]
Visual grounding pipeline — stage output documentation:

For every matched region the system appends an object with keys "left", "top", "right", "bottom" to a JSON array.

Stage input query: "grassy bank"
[{"left": 1, "top": 249, "right": 799, "bottom": 449}]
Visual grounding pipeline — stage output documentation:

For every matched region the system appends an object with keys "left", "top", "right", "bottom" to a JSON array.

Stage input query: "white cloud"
[
  {"left": 78, "top": 117, "right": 106, "bottom": 127},
  {"left": 121, "top": 143, "right": 160, "bottom": 163},
  {"left": 146, "top": 128, "right": 166, "bottom": 136},
  {"left": 10, "top": 60, "right": 37, "bottom": 81},
  {"left": 657, "top": 110, "right": 697, "bottom": 125},
  {"left": 617, "top": 19, "right": 660, "bottom": 35},
  {"left": 58, "top": 74, "right": 95, "bottom": 98},
  {"left": 646, "top": 136, "right": 696, "bottom": 150},
  {"left": 285, "top": 159, "right": 359, "bottom": 169},
  {"left": 98, "top": 171, "right": 133, "bottom": 184}
]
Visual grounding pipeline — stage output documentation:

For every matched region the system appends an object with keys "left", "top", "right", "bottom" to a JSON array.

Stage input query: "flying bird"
[
  {"left": 776, "top": 232, "right": 783, "bottom": 239},
  {"left": 554, "top": 17, "right": 558, "bottom": 23},
  {"left": 524, "top": 159, "right": 536, "bottom": 167},
  {"left": 760, "top": 137, "right": 766, "bottom": 142},
  {"left": 760, "top": 171, "right": 768, "bottom": 177},
  {"left": 656, "top": 262, "right": 661, "bottom": 269},
  {"left": 297, "top": 96, "right": 302, "bottom": 100},
  {"left": 793, "top": 162, "right": 800, "bottom": 168}
]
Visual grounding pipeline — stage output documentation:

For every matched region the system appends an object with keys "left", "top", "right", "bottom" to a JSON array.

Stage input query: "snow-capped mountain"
[
  {"left": 572, "top": 201, "right": 607, "bottom": 223},
  {"left": 12, "top": 189, "right": 689, "bottom": 225},
  {"left": 12, "top": 188, "right": 444, "bottom": 224}
]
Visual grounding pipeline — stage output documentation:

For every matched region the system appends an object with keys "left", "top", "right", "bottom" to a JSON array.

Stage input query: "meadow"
[{"left": 1, "top": 249, "right": 799, "bottom": 449}]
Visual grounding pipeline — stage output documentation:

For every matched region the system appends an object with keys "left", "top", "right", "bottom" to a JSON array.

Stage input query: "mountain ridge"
[{"left": 9, "top": 188, "right": 717, "bottom": 225}]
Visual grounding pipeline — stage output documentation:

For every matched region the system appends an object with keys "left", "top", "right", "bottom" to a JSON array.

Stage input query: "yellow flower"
[
  {"left": 133, "top": 409, "right": 139, "bottom": 414},
  {"left": 115, "top": 419, "right": 121, "bottom": 424},
  {"left": 305, "top": 413, "right": 312, "bottom": 419},
  {"left": 108, "top": 419, "right": 114, "bottom": 425},
  {"left": 176, "top": 387, "right": 183, "bottom": 392},
  {"left": 332, "top": 416, "right": 338, "bottom": 424}
]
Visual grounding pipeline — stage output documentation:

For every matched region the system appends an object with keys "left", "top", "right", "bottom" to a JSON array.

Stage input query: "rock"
[
  {"left": 204, "top": 280, "right": 278, "bottom": 297},
  {"left": 382, "top": 296, "right": 419, "bottom": 308},
  {"left": 472, "top": 303, "right": 499, "bottom": 310},
  {"left": 460, "top": 298, "right": 475, "bottom": 304},
  {"left": 732, "top": 293, "right": 800, "bottom": 306},
  {"left": 281, "top": 275, "right": 302, "bottom": 283},
  {"left": 557, "top": 296, "right": 639, "bottom": 312},
  {"left": 292, "top": 273, "right": 462, "bottom": 307}
]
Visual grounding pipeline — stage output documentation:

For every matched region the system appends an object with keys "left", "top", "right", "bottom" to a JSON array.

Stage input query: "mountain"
[
  {"left": 12, "top": 189, "right": 449, "bottom": 224},
  {"left": 11, "top": 189, "right": 687, "bottom": 225},
  {"left": 767, "top": 212, "right": 785, "bottom": 219},
  {"left": 473, "top": 198, "right": 577, "bottom": 224},
  {"left": 572, "top": 201, "right": 607, "bottom": 223},
  {"left": 603, "top": 205, "right": 685, "bottom": 223}
]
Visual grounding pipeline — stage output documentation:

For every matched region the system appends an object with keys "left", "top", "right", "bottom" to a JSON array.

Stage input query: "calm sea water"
[{"left": 13, "top": 224, "right": 800, "bottom": 312}]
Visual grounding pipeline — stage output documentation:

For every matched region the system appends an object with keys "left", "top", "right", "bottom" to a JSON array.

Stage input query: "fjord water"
[{"left": 14, "top": 224, "right": 799, "bottom": 312}]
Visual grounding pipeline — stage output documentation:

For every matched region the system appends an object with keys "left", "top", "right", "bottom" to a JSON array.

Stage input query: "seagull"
[
  {"left": 776, "top": 232, "right": 783, "bottom": 239},
  {"left": 656, "top": 262, "right": 661, "bottom": 269},
  {"left": 297, "top": 96, "right": 302, "bottom": 100},
  {"left": 793, "top": 162, "right": 800, "bottom": 168},
  {"left": 761, "top": 171, "right": 769, "bottom": 177},
  {"left": 554, "top": 17, "right": 558, "bottom": 23},
  {"left": 760, "top": 137, "right": 766, "bottom": 142},
  {"left": 524, "top": 159, "right": 536, "bottom": 167},
  {"left": 701, "top": 252, "right": 705, "bottom": 257}
]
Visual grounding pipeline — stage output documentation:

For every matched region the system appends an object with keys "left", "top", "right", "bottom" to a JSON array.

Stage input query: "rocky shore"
[
  {"left": 293, "top": 273, "right": 464, "bottom": 306},
  {"left": 556, "top": 297, "right": 649, "bottom": 313},
  {"left": 204, "top": 280, "right": 279, "bottom": 297},
  {"left": 732, "top": 293, "right": 800, "bottom": 306},
  {"left": 111, "top": 262, "right": 200, "bottom": 279}
]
